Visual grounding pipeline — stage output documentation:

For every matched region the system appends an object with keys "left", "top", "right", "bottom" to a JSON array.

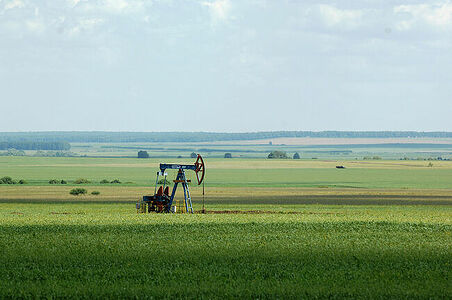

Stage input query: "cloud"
[
  {"left": 317, "top": 4, "right": 363, "bottom": 29},
  {"left": 25, "top": 19, "right": 45, "bottom": 33},
  {"left": 80, "top": 0, "right": 145, "bottom": 15},
  {"left": 67, "top": 0, "right": 81, "bottom": 7},
  {"left": 394, "top": 2, "right": 452, "bottom": 30},
  {"left": 202, "top": 0, "right": 231, "bottom": 21},
  {"left": 3, "top": 0, "right": 25, "bottom": 10},
  {"left": 68, "top": 18, "right": 104, "bottom": 35}
]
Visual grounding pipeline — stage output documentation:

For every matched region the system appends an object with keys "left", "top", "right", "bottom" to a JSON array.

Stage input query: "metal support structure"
[
  {"left": 138, "top": 154, "right": 204, "bottom": 214},
  {"left": 169, "top": 170, "right": 193, "bottom": 213}
]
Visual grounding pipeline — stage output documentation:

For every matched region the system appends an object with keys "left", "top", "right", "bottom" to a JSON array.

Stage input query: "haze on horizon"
[{"left": 0, "top": 0, "right": 451, "bottom": 133}]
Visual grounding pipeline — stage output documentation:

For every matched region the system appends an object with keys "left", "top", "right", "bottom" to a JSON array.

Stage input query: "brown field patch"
[
  {"left": 203, "top": 137, "right": 452, "bottom": 146},
  {"left": 1, "top": 186, "right": 452, "bottom": 205}
]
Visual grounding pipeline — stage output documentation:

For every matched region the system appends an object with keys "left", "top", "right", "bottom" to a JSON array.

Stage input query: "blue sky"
[{"left": 0, "top": 0, "right": 451, "bottom": 132}]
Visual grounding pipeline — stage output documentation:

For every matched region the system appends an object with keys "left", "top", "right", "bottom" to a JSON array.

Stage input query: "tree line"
[
  {"left": 1, "top": 131, "right": 452, "bottom": 143},
  {"left": 0, "top": 141, "right": 71, "bottom": 150}
]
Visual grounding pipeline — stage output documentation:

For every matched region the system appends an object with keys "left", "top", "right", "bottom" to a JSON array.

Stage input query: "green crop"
[{"left": 0, "top": 203, "right": 450, "bottom": 298}]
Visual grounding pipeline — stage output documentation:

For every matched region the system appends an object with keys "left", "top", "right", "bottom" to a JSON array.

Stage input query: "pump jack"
[{"left": 137, "top": 154, "right": 205, "bottom": 214}]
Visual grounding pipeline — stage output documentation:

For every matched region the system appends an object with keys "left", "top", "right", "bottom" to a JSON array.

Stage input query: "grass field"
[
  {"left": 68, "top": 139, "right": 452, "bottom": 159},
  {"left": 1, "top": 202, "right": 451, "bottom": 298},
  {"left": 1, "top": 155, "right": 451, "bottom": 298},
  {"left": 2, "top": 156, "right": 452, "bottom": 189}
]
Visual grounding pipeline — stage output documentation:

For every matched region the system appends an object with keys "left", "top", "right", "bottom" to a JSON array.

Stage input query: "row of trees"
[
  {"left": 69, "top": 188, "right": 100, "bottom": 195},
  {"left": 268, "top": 151, "right": 300, "bottom": 159},
  {"left": 140, "top": 151, "right": 302, "bottom": 159},
  {"left": 0, "top": 176, "right": 27, "bottom": 184},
  {"left": 138, "top": 151, "right": 199, "bottom": 158},
  {"left": 2, "top": 131, "right": 452, "bottom": 143},
  {"left": 0, "top": 150, "right": 77, "bottom": 157},
  {"left": 0, "top": 141, "right": 70, "bottom": 150}
]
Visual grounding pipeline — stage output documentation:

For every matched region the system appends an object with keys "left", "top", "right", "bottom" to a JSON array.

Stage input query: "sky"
[{"left": 0, "top": 0, "right": 451, "bottom": 132}]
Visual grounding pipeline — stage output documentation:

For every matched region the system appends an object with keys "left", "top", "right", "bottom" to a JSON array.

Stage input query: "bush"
[
  {"left": 91, "top": 191, "right": 100, "bottom": 195},
  {"left": 190, "top": 152, "right": 197, "bottom": 158},
  {"left": 110, "top": 179, "right": 121, "bottom": 184},
  {"left": 69, "top": 188, "right": 87, "bottom": 196},
  {"left": 18, "top": 179, "right": 27, "bottom": 184},
  {"left": 74, "top": 178, "right": 91, "bottom": 184},
  {"left": 49, "top": 179, "right": 59, "bottom": 184},
  {"left": 293, "top": 152, "right": 300, "bottom": 159},
  {"left": 100, "top": 179, "right": 109, "bottom": 184},
  {"left": 0, "top": 176, "right": 15, "bottom": 184},
  {"left": 138, "top": 150, "right": 149, "bottom": 158},
  {"left": 267, "top": 151, "right": 288, "bottom": 159},
  {"left": 2, "top": 149, "right": 25, "bottom": 156},
  {"left": 60, "top": 180, "right": 67, "bottom": 184},
  {"left": 224, "top": 153, "right": 232, "bottom": 158}
]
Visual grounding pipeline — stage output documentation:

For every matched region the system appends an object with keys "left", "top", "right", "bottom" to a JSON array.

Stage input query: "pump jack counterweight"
[{"left": 136, "top": 154, "right": 205, "bottom": 214}]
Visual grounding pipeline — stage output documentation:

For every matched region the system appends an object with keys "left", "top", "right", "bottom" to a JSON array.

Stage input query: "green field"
[
  {"left": 2, "top": 156, "right": 452, "bottom": 189},
  {"left": 1, "top": 203, "right": 451, "bottom": 298},
  {"left": 1, "top": 155, "right": 451, "bottom": 298}
]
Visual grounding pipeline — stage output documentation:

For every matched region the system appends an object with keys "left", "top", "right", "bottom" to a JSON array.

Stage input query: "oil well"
[{"left": 136, "top": 154, "right": 205, "bottom": 214}]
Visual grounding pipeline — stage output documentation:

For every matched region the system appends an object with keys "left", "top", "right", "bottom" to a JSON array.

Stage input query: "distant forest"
[
  {"left": 0, "top": 131, "right": 451, "bottom": 143},
  {"left": 0, "top": 141, "right": 71, "bottom": 151}
]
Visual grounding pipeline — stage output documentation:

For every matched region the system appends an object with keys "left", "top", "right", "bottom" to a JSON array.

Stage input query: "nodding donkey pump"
[{"left": 136, "top": 154, "right": 205, "bottom": 214}]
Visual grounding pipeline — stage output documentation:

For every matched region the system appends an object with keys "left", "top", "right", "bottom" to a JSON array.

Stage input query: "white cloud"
[
  {"left": 317, "top": 4, "right": 363, "bottom": 29},
  {"left": 4, "top": 0, "right": 25, "bottom": 10},
  {"left": 25, "top": 19, "right": 45, "bottom": 33},
  {"left": 69, "top": 18, "right": 104, "bottom": 35},
  {"left": 104, "top": 0, "right": 129, "bottom": 13},
  {"left": 394, "top": 3, "right": 452, "bottom": 30},
  {"left": 80, "top": 0, "right": 145, "bottom": 14},
  {"left": 202, "top": 0, "right": 231, "bottom": 21}
]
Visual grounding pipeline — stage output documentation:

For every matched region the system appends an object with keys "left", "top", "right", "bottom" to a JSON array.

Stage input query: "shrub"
[
  {"left": 69, "top": 188, "right": 87, "bottom": 196},
  {"left": 60, "top": 180, "right": 67, "bottom": 184},
  {"left": 190, "top": 152, "right": 197, "bottom": 158},
  {"left": 267, "top": 151, "right": 288, "bottom": 159},
  {"left": 91, "top": 191, "right": 100, "bottom": 195},
  {"left": 138, "top": 150, "right": 149, "bottom": 158},
  {"left": 100, "top": 179, "right": 109, "bottom": 184},
  {"left": 0, "top": 176, "right": 15, "bottom": 184},
  {"left": 110, "top": 179, "right": 121, "bottom": 184},
  {"left": 18, "top": 179, "right": 27, "bottom": 184},
  {"left": 74, "top": 178, "right": 91, "bottom": 184},
  {"left": 224, "top": 153, "right": 232, "bottom": 158},
  {"left": 293, "top": 152, "right": 300, "bottom": 159},
  {"left": 49, "top": 179, "right": 59, "bottom": 184}
]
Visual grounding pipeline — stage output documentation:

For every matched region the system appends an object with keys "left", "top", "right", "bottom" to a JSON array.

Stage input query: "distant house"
[{"left": 336, "top": 166, "right": 346, "bottom": 169}]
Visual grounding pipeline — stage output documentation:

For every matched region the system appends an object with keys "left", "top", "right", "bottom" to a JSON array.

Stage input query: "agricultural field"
[
  {"left": 0, "top": 203, "right": 451, "bottom": 298},
  {"left": 67, "top": 139, "right": 452, "bottom": 160},
  {"left": 0, "top": 153, "right": 451, "bottom": 298}
]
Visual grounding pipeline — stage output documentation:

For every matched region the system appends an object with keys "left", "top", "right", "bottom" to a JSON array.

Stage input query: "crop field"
[
  {"left": 68, "top": 140, "right": 452, "bottom": 160},
  {"left": 0, "top": 155, "right": 451, "bottom": 298},
  {"left": 3, "top": 156, "right": 452, "bottom": 189},
  {"left": 1, "top": 203, "right": 451, "bottom": 298}
]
